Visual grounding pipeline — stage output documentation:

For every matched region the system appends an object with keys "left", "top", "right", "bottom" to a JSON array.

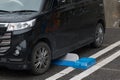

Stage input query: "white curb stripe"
[{"left": 70, "top": 50, "right": 120, "bottom": 80}]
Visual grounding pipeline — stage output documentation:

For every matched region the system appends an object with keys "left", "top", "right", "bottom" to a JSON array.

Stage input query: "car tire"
[
  {"left": 91, "top": 23, "right": 104, "bottom": 48},
  {"left": 30, "top": 42, "right": 51, "bottom": 75}
]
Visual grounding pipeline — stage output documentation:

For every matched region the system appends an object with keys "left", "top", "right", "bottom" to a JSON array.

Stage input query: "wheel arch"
[
  {"left": 97, "top": 19, "right": 106, "bottom": 33},
  {"left": 33, "top": 37, "right": 56, "bottom": 59},
  {"left": 36, "top": 38, "right": 52, "bottom": 50}
]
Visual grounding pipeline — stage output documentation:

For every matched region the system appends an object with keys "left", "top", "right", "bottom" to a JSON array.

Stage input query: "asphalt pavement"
[{"left": 0, "top": 28, "right": 120, "bottom": 80}]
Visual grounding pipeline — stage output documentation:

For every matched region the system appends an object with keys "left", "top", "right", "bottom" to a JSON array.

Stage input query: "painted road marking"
[
  {"left": 70, "top": 50, "right": 120, "bottom": 80},
  {"left": 45, "top": 41, "right": 120, "bottom": 80},
  {"left": 90, "top": 41, "right": 120, "bottom": 58},
  {"left": 46, "top": 67, "right": 75, "bottom": 80}
]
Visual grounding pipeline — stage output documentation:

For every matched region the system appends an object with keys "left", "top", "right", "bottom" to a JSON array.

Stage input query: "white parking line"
[
  {"left": 70, "top": 50, "right": 120, "bottom": 80},
  {"left": 46, "top": 67, "right": 75, "bottom": 80},
  {"left": 45, "top": 41, "right": 120, "bottom": 80},
  {"left": 90, "top": 41, "right": 120, "bottom": 58}
]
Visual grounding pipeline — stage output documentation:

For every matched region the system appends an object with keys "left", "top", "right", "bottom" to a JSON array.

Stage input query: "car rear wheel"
[
  {"left": 30, "top": 42, "right": 51, "bottom": 75},
  {"left": 91, "top": 23, "right": 104, "bottom": 48}
]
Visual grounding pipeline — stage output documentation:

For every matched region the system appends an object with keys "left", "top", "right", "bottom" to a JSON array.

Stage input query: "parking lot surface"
[{"left": 0, "top": 28, "right": 120, "bottom": 80}]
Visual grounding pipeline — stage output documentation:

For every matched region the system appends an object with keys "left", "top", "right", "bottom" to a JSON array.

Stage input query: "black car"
[{"left": 0, "top": 0, "right": 105, "bottom": 74}]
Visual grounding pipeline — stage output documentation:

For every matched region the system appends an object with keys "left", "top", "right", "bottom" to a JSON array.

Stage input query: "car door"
[
  {"left": 71, "top": 0, "right": 99, "bottom": 44},
  {"left": 51, "top": 0, "right": 76, "bottom": 50}
]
